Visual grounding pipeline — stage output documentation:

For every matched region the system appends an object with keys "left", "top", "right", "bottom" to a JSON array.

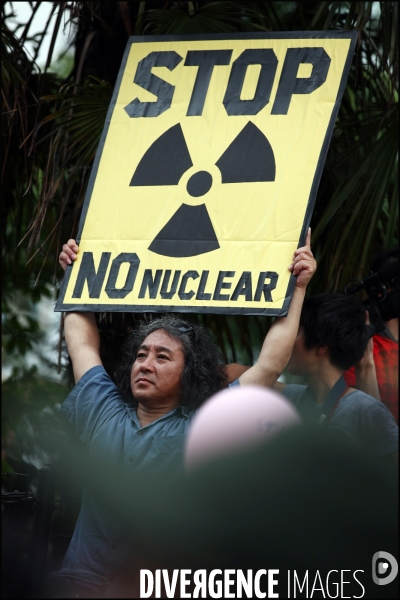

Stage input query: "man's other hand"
[
  {"left": 288, "top": 228, "right": 316, "bottom": 289},
  {"left": 59, "top": 239, "right": 79, "bottom": 271},
  {"left": 59, "top": 238, "right": 101, "bottom": 382}
]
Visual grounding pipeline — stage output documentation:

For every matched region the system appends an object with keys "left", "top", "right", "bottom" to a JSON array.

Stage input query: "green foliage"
[
  {"left": 2, "top": 365, "right": 73, "bottom": 476},
  {"left": 1, "top": 1, "right": 398, "bottom": 465},
  {"left": 2, "top": 365, "right": 71, "bottom": 432},
  {"left": 2, "top": 1, "right": 398, "bottom": 355},
  {"left": 141, "top": 1, "right": 277, "bottom": 34},
  {"left": 49, "top": 51, "right": 75, "bottom": 79},
  {"left": 1, "top": 4, "right": 75, "bottom": 463}
]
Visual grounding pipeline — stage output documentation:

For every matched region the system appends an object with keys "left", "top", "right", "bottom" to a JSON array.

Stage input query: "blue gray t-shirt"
[
  {"left": 282, "top": 384, "right": 398, "bottom": 456},
  {"left": 58, "top": 365, "right": 237, "bottom": 595},
  {"left": 59, "top": 365, "right": 199, "bottom": 595}
]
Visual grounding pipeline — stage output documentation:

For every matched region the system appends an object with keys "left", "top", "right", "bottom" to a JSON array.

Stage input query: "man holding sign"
[
  {"left": 49, "top": 30, "right": 357, "bottom": 598},
  {"left": 48, "top": 231, "right": 315, "bottom": 597},
  {"left": 59, "top": 230, "right": 315, "bottom": 394}
]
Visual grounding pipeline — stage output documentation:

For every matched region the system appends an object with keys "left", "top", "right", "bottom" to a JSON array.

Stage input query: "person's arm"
[
  {"left": 59, "top": 239, "right": 103, "bottom": 383},
  {"left": 240, "top": 229, "right": 316, "bottom": 389},
  {"left": 226, "top": 363, "right": 250, "bottom": 383},
  {"left": 354, "top": 336, "right": 381, "bottom": 401},
  {"left": 273, "top": 381, "right": 287, "bottom": 394}
]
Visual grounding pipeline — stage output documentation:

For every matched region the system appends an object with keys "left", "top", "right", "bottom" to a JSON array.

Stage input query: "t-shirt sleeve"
[
  {"left": 60, "top": 365, "right": 127, "bottom": 445},
  {"left": 281, "top": 384, "right": 307, "bottom": 407},
  {"left": 357, "top": 394, "right": 398, "bottom": 456},
  {"left": 331, "top": 391, "right": 398, "bottom": 456}
]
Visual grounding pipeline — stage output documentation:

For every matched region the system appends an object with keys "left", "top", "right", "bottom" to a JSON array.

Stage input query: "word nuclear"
[
  {"left": 72, "top": 252, "right": 278, "bottom": 303},
  {"left": 125, "top": 47, "right": 331, "bottom": 118}
]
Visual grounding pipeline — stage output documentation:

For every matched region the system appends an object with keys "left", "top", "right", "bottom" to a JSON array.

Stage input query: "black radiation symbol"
[{"left": 130, "top": 122, "right": 276, "bottom": 258}]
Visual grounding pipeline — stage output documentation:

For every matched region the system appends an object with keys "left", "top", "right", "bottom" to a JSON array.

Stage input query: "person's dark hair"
[
  {"left": 370, "top": 247, "right": 398, "bottom": 274},
  {"left": 300, "top": 293, "right": 371, "bottom": 371},
  {"left": 115, "top": 316, "right": 228, "bottom": 410}
]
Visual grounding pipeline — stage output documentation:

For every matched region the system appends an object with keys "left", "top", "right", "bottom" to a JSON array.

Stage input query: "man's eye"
[
  {"left": 137, "top": 352, "right": 146, "bottom": 359},
  {"left": 158, "top": 354, "right": 168, "bottom": 360}
]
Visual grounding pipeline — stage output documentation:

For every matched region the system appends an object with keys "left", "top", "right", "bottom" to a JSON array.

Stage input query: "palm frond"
[
  {"left": 26, "top": 77, "right": 111, "bottom": 259},
  {"left": 2, "top": 1, "right": 398, "bottom": 369}
]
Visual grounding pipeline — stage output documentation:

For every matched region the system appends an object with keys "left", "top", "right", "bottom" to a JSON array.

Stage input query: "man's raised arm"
[
  {"left": 59, "top": 240, "right": 102, "bottom": 383},
  {"left": 239, "top": 229, "right": 316, "bottom": 389}
]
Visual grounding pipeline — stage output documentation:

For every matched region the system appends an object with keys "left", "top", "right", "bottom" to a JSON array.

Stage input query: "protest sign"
[{"left": 56, "top": 32, "right": 357, "bottom": 315}]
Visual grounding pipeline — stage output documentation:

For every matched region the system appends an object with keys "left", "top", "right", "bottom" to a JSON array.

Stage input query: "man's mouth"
[{"left": 136, "top": 377, "right": 152, "bottom": 384}]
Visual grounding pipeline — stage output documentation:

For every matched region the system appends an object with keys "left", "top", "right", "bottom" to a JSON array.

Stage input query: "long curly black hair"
[{"left": 114, "top": 316, "right": 228, "bottom": 410}]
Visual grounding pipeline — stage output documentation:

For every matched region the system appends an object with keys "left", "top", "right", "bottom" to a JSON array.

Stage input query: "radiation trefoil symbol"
[{"left": 130, "top": 122, "right": 276, "bottom": 258}]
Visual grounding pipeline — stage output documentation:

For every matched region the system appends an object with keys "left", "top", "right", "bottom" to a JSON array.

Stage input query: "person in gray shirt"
[
  {"left": 274, "top": 293, "right": 398, "bottom": 461},
  {"left": 49, "top": 232, "right": 317, "bottom": 597}
]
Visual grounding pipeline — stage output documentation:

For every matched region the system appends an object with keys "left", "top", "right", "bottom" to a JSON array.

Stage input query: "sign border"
[{"left": 56, "top": 31, "right": 358, "bottom": 316}]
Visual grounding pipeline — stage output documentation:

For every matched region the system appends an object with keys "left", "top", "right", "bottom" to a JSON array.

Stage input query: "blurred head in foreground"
[
  {"left": 185, "top": 385, "right": 301, "bottom": 471},
  {"left": 35, "top": 424, "right": 398, "bottom": 599},
  {"left": 106, "top": 428, "right": 399, "bottom": 597}
]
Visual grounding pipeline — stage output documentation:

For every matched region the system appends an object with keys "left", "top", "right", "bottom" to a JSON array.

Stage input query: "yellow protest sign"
[{"left": 56, "top": 32, "right": 357, "bottom": 316}]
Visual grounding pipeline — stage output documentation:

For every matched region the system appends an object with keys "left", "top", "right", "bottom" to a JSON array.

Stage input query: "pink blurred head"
[{"left": 185, "top": 385, "right": 301, "bottom": 471}]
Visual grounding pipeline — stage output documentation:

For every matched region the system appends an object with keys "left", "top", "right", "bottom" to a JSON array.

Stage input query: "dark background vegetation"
[{"left": 2, "top": 1, "right": 398, "bottom": 473}]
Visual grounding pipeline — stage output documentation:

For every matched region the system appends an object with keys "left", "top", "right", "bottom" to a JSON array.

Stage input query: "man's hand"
[
  {"left": 239, "top": 229, "right": 316, "bottom": 389},
  {"left": 59, "top": 239, "right": 79, "bottom": 271},
  {"left": 356, "top": 335, "right": 375, "bottom": 372},
  {"left": 354, "top": 312, "right": 380, "bottom": 401},
  {"left": 59, "top": 238, "right": 101, "bottom": 382},
  {"left": 289, "top": 228, "right": 316, "bottom": 289}
]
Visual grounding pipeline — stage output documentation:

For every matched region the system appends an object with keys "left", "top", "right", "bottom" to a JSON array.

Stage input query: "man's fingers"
[
  {"left": 60, "top": 239, "right": 79, "bottom": 271},
  {"left": 293, "top": 251, "right": 311, "bottom": 263},
  {"left": 291, "top": 229, "right": 313, "bottom": 263},
  {"left": 60, "top": 250, "right": 71, "bottom": 261},
  {"left": 293, "top": 246, "right": 314, "bottom": 259},
  {"left": 289, "top": 258, "right": 316, "bottom": 275},
  {"left": 293, "top": 229, "right": 312, "bottom": 258},
  {"left": 290, "top": 254, "right": 315, "bottom": 271},
  {"left": 63, "top": 239, "right": 79, "bottom": 252},
  {"left": 292, "top": 261, "right": 312, "bottom": 275},
  {"left": 67, "top": 239, "right": 79, "bottom": 252},
  {"left": 59, "top": 254, "right": 69, "bottom": 271},
  {"left": 290, "top": 230, "right": 316, "bottom": 287},
  {"left": 62, "top": 243, "right": 78, "bottom": 259},
  {"left": 292, "top": 260, "right": 308, "bottom": 275}
]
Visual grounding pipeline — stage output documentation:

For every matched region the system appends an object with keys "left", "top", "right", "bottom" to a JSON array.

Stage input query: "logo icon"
[
  {"left": 372, "top": 551, "right": 398, "bottom": 585},
  {"left": 130, "top": 122, "right": 275, "bottom": 258}
]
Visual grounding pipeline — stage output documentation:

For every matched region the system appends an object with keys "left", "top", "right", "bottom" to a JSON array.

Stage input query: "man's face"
[
  {"left": 287, "top": 326, "right": 318, "bottom": 376},
  {"left": 130, "top": 329, "right": 185, "bottom": 408}
]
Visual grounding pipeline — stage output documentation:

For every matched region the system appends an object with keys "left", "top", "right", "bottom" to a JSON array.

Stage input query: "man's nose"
[{"left": 140, "top": 355, "right": 154, "bottom": 371}]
